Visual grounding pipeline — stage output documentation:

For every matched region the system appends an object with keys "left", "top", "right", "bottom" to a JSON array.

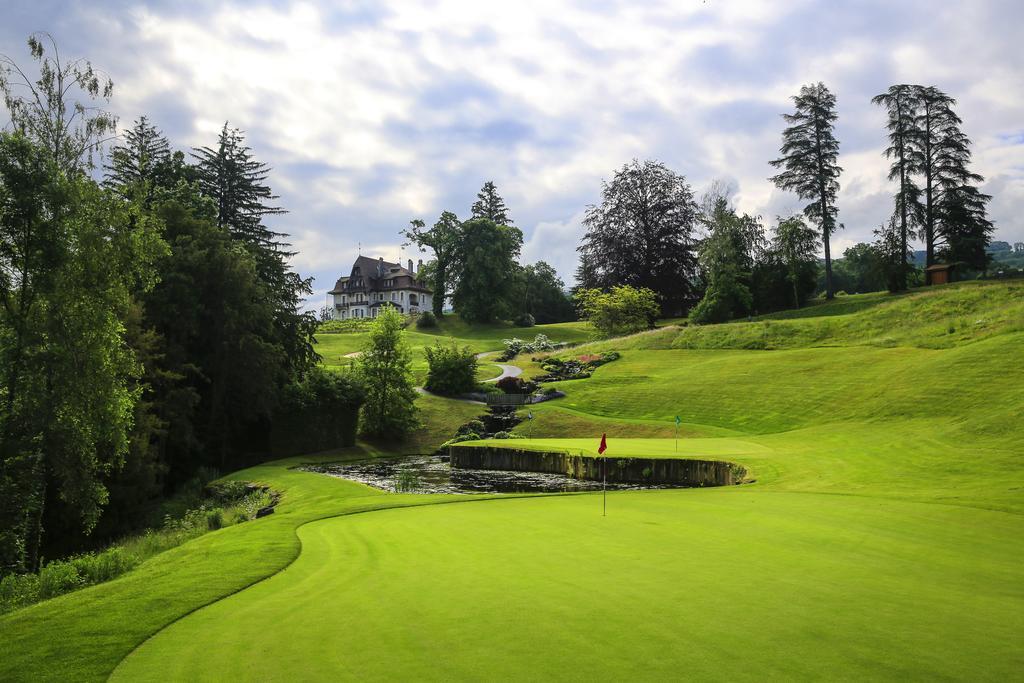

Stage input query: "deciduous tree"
[
  {"left": 358, "top": 306, "right": 418, "bottom": 437},
  {"left": 402, "top": 211, "right": 461, "bottom": 317},
  {"left": 578, "top": 159, "right": 699, "bottom": 316},
  {"left": 0, "top": 33, "right": 116, "bottom": 174},
  {"left": 450, "top": 218, "right": 524, "bottom": 323}
]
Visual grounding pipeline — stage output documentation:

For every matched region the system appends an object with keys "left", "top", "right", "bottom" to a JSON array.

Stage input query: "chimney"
[{"left": 408, "top": 259, "right": 414, "bottom": 273}]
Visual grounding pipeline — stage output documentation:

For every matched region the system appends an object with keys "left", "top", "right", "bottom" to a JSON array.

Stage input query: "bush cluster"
[
  {"left": 415, "top": 311, "right": 438, "bottom": 328},
  {"left": 270, "top": 367, "right": 365, "bottom": 457},
  {"left": 536, "top": 350, "right": 621, "bottom": 382},
  {"left": 424, "top": 342, "right": 478, "bottom": 396},
  {"left": 498, "top": 333, "right": 557, "bottom": 361},
  {"left": 514, "top": 313, "right": 536, "bottom": 327}
]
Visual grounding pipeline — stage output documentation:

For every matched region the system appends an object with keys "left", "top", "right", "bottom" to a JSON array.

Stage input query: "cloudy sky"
[{"left": 3, "top": 0, "right": 1022, "bottom": 308}]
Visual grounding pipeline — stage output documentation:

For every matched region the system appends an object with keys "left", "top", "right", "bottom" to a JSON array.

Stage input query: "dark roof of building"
[{"left": 328, "top": 255, "right": 431, "bottom": 294}]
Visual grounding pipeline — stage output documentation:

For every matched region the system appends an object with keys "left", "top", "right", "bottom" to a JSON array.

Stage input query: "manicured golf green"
[
  {"left": 113, "top": 489, "right": 1023, "bottom": 681},
  {"left": 2, "top": 281, "right": 1022, "bottom": 681}
]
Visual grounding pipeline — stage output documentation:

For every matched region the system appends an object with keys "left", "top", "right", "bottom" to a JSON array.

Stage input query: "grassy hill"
[{"left": 2, "top": 281, "right": 1022, "bottom": 681}]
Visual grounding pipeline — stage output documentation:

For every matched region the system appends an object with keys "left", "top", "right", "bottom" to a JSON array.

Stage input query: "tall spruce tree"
[
  {"left": 104, "top": 116, "right": 173, "bottom": 205},
  {"left": 191, "top": 123, "right": 317, "bottom": 376},
  {"left": 770, "top": 82, "right": 843, "bottom": 299},
  {"left": 470, "top": 181, "right": 512, "bottom": 225},
  {"left": 577, "top": 159, "right": 700, "bottom": 316},
  {"left": 911, "top": 86, "right": 957, "bottom": 266},
  {"left": 872, "top": 84, "right": 922, "bottom": 290}
]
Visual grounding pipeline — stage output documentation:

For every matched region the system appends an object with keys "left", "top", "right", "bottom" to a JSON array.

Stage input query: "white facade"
[{"left": 328, "top": 256, "right": 432, "bottom": 320}]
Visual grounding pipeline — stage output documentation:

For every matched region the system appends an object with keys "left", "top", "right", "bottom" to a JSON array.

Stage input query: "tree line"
[
  {"left": 576, "top": 81, "right": 994, "bottom": 323},
  {"left": 403, "top": 181, "right": 575, "bottom": 325},
  {"left": 0, "top": 35, "right": 338, "bottom": 573}
]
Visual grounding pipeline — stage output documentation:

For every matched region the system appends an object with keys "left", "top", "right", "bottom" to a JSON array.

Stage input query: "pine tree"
[
  {"left": 872, "top": 84, "right": 922, "bottom": 291},
  {"left": 770, "top": 82, "right": 843, "bottom": 299},
  {"left": 937, "top": 185, "right": 993, "bottom": 271},
  {"left": 470, "top": 181, "right": 512, "bottom": 225},
  {"left": 191, "top": 123, "right": 286, "bottom": 249},
  {"left": 104, "top": 116, "right": 172, "bottom": 204},
  {"left": 191, "top": 123, "right": 317, "bottom": 376}
]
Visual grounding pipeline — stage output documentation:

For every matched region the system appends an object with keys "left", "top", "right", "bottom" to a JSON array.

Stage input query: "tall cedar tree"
[
  {"left": 912, "top": 87, "right": 993, "bottom": 270},
  {"left": 402, "top": 211, "right": 461, "bottom": 317},
  {"left": 577, "top": 159, "right": 699, "bottom": 317},
  {"left": 770, "top": 82, "right": 843, "bottom": 299},
  {"left": 191, "top": 123, "right": 318, "bottom": 376},
  {"left": 470, "top": 181, "right": 513, "bottom": 225},
  {"left": 358, "top": 306, "right": 418, "bottom": 438},
  {"left": 0, "top": 34, "right": 116, "bottom": 174},
  {"left": 872, "top": 84, "right": 922, "bottom": 290},
  {"left": 451, "top": 218, "right": 524, "bottom": 322}
]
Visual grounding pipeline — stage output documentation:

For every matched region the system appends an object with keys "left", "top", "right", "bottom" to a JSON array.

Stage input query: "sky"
[{"left": 3, "top": 0, "right": 1023, "bottom": 310}]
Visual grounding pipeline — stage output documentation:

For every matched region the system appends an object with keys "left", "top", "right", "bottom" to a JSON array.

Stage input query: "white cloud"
[{"left": 6, "top": 0, "right": 1022, "bottom": 310}]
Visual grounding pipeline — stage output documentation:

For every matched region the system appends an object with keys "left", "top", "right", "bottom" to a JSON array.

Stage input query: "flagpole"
[{"left": 602, "top": 455, "right": 606, "bottom": 517}]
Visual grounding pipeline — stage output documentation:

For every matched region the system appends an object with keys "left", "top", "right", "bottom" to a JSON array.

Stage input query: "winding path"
[{"left": 475, "top": 351, "right": 523, "bottom": 383}]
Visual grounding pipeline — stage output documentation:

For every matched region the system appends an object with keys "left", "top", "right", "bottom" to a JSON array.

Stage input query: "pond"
[{"left": 302, "top": 454, "right": 685, "bottom": 494}]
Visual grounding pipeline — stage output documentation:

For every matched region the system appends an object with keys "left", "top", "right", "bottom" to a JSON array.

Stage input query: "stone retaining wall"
[{"left": 448, "top": 445, "right": 742, "bottom": 487}]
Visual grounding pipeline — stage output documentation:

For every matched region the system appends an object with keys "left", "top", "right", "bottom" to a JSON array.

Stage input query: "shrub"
[
  {"left": 424, "top": 342, "right": 478, "bottom": 396},
  {"left": 416, "top": 311, "right": 438, "bottom": 328},
  {"left": 457, "top": 419, "right": 486, "bottom": 436},
  {"left": 493, "top": 431, "right": 511, "bottom": 439},
  {"left": 206, "top": 509, "right": 224, "bottom": 530},
  {"left": 575, "top": 285, "right": 659, "bottom": 337},
  {"left": 37, "top": 561, "right": 83, "bottom": 600},
  {"left": 514, "top": 312, "right": 536, "bottom": 327},
  {"left": 496, "top": 376, "right": 530, "bottom": 394}
]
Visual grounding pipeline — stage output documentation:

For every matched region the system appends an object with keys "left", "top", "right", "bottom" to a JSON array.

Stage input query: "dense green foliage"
[
  {"left": 358, "top": 306, "right": 418, "bottom": 437},
  {"left": 577, "top": 159, "right": 699, "bottom": 315},
  {"left": 512, "top": 261, "right": 575, "bottom": 324},
  {"left": 270, "top": 368, "right": 364, "bottom": 457},
  {"left": 0, "top": 133, "right": 165, "bottom": 572},
  {"left": 451, "top": 218, "right": 524, "bottom": 323},
  {"left": 402, "top": 212, "right": 461, "bottom": 317},
  {"left": 0, "top": 38, "right": 324, "bottom": 576},
  {"left": 575, "top": 285, "right": 660, "bottom": 337},
  {"left": 423, "top": 342, "right": 478, "bottom": 396}
]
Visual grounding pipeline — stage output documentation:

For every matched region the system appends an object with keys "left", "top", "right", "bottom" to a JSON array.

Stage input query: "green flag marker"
[
  {"left": 675, "top": 415, "right": 681, "bottom": 426},
  {"left": 674, "top": 416, "right": 681, "bottom": 452}
]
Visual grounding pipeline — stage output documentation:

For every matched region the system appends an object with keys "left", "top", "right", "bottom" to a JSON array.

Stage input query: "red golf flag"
[{"left": 598, "top": 433, "right": 607, "bottom": 455}]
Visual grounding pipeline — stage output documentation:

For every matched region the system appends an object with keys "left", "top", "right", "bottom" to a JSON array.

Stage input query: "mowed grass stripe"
[{"left": 112, "top": 490, "right": 1024, "bottom": 681}]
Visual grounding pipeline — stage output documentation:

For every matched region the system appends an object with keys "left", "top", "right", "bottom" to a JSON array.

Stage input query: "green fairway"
[
  {"left": 113, "top": 490, "right": 1023, "bottom": 681},
  {"left": 3, "top": 281, "right": 1023, "bottom": 681}
]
